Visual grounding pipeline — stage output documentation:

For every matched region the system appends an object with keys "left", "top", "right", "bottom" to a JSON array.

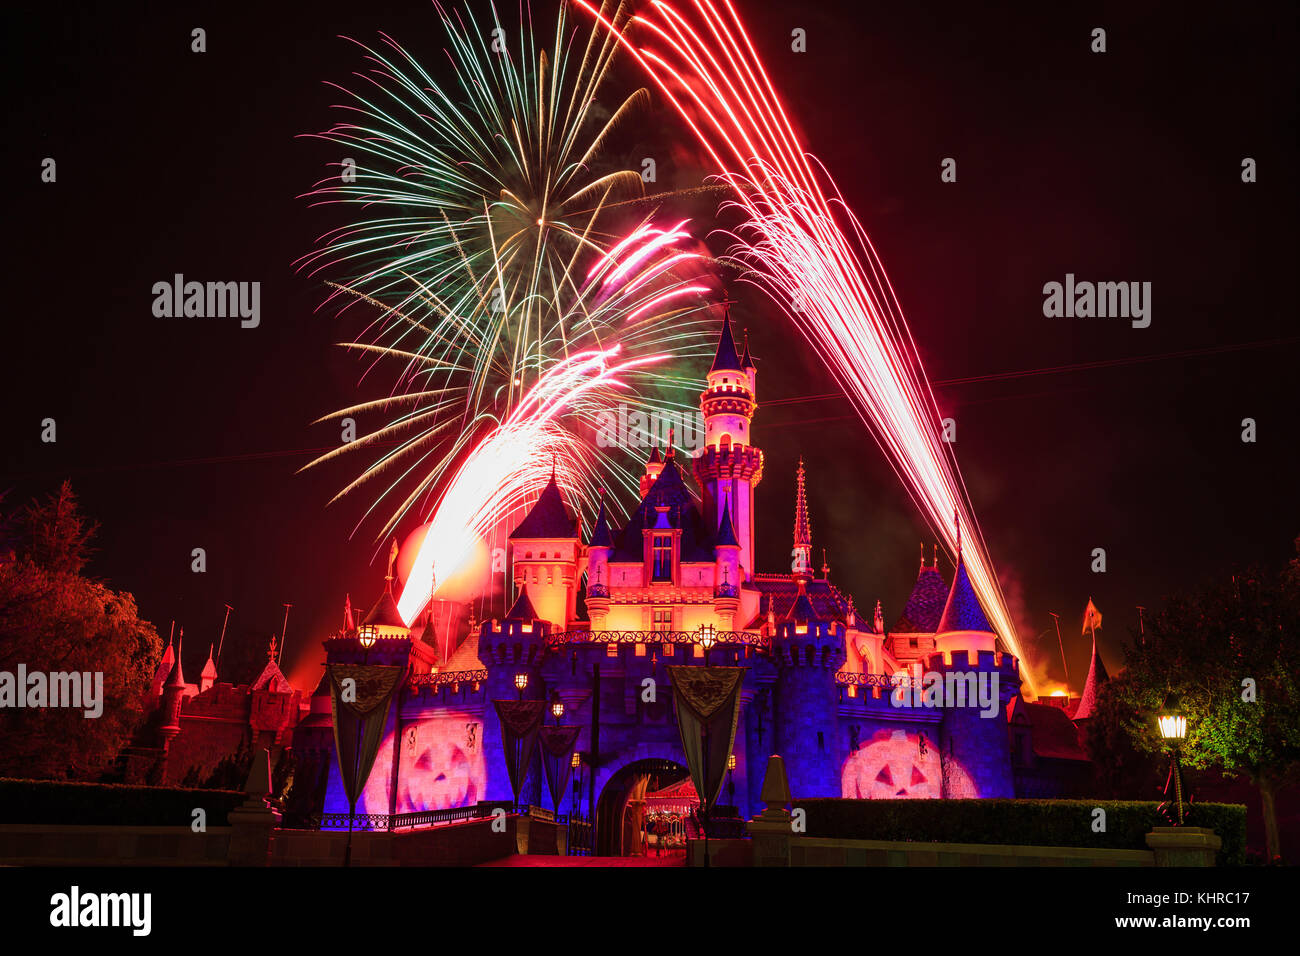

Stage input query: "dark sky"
[{"left": 7, "top": 0, "right": 1297, "bottom": 694}]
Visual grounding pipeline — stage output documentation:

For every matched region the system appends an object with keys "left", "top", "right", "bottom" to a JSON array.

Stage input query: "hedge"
[
  {"left": 798, "top": 799, "right": 1247, "bottom": 866},
  {"left": 0, "top": 778, "right": 244, "bottom": 827}
]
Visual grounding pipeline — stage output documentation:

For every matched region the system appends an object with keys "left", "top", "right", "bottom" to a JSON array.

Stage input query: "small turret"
[
  {"left": 199, "top": 644, "right": 218, "bottom": 693},
  {"left": 791, "top": 458, "right": 813, "bottom": 582}
]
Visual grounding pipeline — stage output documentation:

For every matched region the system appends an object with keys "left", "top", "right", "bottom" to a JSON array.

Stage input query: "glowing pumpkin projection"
[
  {"left": 841, "top": 728, "right": 942, "bottom": 799},
  {"left": 359, "top": 716, "right": 486, "bottom": 814}
]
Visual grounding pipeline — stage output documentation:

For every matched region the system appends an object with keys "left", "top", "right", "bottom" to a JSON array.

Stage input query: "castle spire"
[
  {"left": 710, "top": 307, "right": 743, "bottom": 373},
  {"left": 792, "top": 458, "right": 812, "bottom": 580}
]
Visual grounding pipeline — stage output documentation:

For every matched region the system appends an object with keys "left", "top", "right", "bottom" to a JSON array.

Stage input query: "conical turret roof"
[
  {"left": 709, "top": 312, "right": 743, "bottom": 373},
  {"left": 935, "top": 552, "right": 994, "bottom": 634},
  {"left": 505, "top": 585, "right": 540, "bottom": 622},
  {"left": 589, "top": 496, "right": 614, "bottom": 549},
  {"left": 1073, "top": 633, "right": 1110, "bottom": 720},
  {"left": 716, "top": 500, "right": 740, "bottom": 549},
  {"left": 510, "top": 473, "right": 576, "bottom": 539},
  {"left": 893, "top": 552, "right": 949, "bottom": 633}
]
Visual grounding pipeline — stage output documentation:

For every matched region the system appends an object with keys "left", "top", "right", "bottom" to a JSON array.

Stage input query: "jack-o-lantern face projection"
[
  {"left": 841, "top": 728, "right": 942, "bottom": 799},
  {"left": 361, "top": 716, "right": 486, "bottom": 814}
]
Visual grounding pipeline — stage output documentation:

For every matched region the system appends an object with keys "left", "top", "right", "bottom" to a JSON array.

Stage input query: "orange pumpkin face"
[
  {"left": 841, "top": 728, "right": 942, "bottom": 799},
  {"left": 360, "top": 717, "right": 486, "bottom": 814}
]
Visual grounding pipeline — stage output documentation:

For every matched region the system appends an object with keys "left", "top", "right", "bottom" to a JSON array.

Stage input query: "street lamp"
[
  {"left": 726, "top": 753, "right": 736, "bottom": 806},
  {"left": 1158, "top": 693, "right": 1188, "bottom": 826},
  {"left": 551, "top": 697, "right": 566, "bottom": 726},
  {"left": 698, "top": 623, "right": 717, "bottom": 666},
  {"left": 357, "top": 624, "right": 377, "bottom": 649},
  {"left": 514, "top": 672, "right": 529, "bottom": 701}
]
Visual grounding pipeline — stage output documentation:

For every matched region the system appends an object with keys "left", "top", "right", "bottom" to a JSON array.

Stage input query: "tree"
[
  {"left": 1107, "top": 540, "right": 1300, "bottom": 862},
  {"left": 0, "top": 484, "right": 161, "bottom": 780}
]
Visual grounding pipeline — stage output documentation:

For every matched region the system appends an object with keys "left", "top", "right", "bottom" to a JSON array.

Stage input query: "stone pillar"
[
  {"left": 227, "top": 748, "right": 282, "bottom": 866},
  {"left": 747, "top": 754, "right": 792, "bottom": 867},
  {"left": 1145, "top": 827, "right": 1221, "bottom": 866}
]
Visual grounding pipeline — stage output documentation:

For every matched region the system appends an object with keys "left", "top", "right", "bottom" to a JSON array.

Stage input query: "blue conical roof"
[
  {"left": 715, "top": 501, "right": 740, "bottom": 549},
  {"left": 709, "top": 312, "right": 743, "bottom": 373},
  {"left": 589, "top": 497, "right": 614, "bottom": 549},
  {"left": 505, "top": 585, "right": 539, "bottom": 622},
  {"left": 935, "top": 554, "right": 994, "bottom": 634}
]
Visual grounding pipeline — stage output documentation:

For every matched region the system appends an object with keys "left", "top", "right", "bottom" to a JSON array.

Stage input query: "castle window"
[
  {"left": 547, "top": 568, "right": 554, "bottom": 584},
  {"left": 693, "top": 643, "right": 704, "bottom": 659},
  {"left": 652, "top": 535, "right": 672, "bottom": 581},
  {"left": 606, "top": 643, "right": 619, "bottom": 658},
  {"left": 635, "top": 643, "right": 646, "bottom": 657},
  {"left": 652, "top": 609, "right": 672, "bottom": 632}
]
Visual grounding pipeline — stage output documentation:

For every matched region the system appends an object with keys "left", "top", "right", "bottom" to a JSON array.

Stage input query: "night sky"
[{"left": 8, "top": 0, "right": 1297, "bottom": 694}]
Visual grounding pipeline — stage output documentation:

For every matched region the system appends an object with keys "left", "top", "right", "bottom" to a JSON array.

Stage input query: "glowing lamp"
[
  {"left": 727, "top": 754, "right": 736, "bottom": 771},
  {"left": 697, "top": 624, "right": 717, "bottom": 650},
  {"left": 571, "top": 752, "right": 581, "bottom": 769},
  {"left": 551, "top": 699, "right": 565, "bottom": 722},
  {"left": 514, "top": 673, "right": 529, "bottom": 693},
  {"left": 357, "top": 624, "right": 377, "bottom": 648}
]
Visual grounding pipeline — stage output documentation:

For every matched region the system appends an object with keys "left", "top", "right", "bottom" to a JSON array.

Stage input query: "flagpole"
[
  {"left": 1049, "top": 612, "right": 1068, "bottom": 686},
  {"left": 215, "top": 604, "right": 232, "bottom": 668}
]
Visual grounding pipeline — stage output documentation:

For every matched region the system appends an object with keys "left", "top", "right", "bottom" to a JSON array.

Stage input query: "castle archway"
[{"left": 595, "top": 758, "right": 691, "bottom": 856}]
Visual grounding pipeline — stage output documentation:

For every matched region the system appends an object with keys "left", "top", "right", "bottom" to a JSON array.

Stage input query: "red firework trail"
[{"left": 577, "top": 0, "right": 1035, "bottom": 689}]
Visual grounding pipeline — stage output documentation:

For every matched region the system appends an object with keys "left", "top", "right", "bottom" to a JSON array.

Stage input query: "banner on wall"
[
  {"left": 493, "top": 699, "right": 546, "bottom": 804},
  {"left": 539, "top": 725, "right": 582, "bottom": 813},
  {"left": 327, "top": 663, "right": 405, "bottom": 816},
  {"left": 667, "top": 666, "right": 743, "bottom": 811}
]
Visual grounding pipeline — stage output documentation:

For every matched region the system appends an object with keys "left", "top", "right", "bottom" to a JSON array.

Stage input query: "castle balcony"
[
  {"left": 835, "top": 672, "right": 943, "bottom": 722},
  {"left": 546, "top": 629, "right": 768, "bottom": 652}
]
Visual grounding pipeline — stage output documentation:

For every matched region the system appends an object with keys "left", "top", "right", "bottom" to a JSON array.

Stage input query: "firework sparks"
[
  {"left": 577, "top": 0, "right": 1034, "bottom": 690},
  {"left": 395, "top": 345, "right": 661, "bottom": 624}
]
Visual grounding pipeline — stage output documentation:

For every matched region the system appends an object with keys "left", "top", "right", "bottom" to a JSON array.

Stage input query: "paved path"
[{"left": 478, "top": 850, "right": 686, "bottom": 867}]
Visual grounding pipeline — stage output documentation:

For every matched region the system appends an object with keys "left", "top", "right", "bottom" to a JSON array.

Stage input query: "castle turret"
[
  {"left": 160, "top": 633, "right": 187, "bottom": 746},
  {"left": 771, "top": 581, "right": 845, "bottom": 799},
  {"left": 928, "top": 519, "right": 1019, "bottom": 797},
  {"left": 585, "top": 495, "right": 614, "bottom": 628},
  {"left": 199, "top": 644, "right": 218, "bottom": 693},
  {"left": 509, "top": 472, "right": 581, "bottom": 631},
  {"left": 478, "top": 585, "right": 550, "bottom": 803},
  {"left": 711, "top": 500, "right": 741, "bottom": 628},
  {"left": 889, "top": 544, "right": 948, "bottom": 666},
  {"left": 693, "top": 310, "right": 763, "bottom": 578}
]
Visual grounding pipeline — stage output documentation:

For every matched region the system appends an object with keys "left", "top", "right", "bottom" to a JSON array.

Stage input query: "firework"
[
  {"left": 395, "top": 345, "right": 662, "bottom": 624},
  {"left": 298, "top": 0, "right": 720, "bottom": 547},
  {"left": 577, "top": 0, "right": 1033, "bottom": 689}
]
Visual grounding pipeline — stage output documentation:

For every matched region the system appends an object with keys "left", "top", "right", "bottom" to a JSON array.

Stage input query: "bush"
[
  {"left": 0, "top": 778, "right": 243, "bottom": 827},
  {"left": 799, "top": 799, "right": 1247, "bottom": 866}
]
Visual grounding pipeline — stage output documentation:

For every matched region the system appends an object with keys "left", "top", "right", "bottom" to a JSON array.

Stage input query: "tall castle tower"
[
  {"left": 509, "top": 472, "right": 581, "bottom": 631},
  {"left": 693, "top": 312, "right": 763, "bottom": 580}
]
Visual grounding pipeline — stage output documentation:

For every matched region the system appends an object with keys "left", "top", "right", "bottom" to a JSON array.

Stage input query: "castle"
[
  {"left": 309, "top": 314, "right": 1100, "bottom": 851},
  {"left": 127, "top": 314, "right": 1102, "bottom": 850}
]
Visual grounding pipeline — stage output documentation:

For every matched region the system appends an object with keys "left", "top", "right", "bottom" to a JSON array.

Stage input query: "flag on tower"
[
  {"left": 344, "top": 593, "right": 355, "bottom": 631},
  {"left": 1082, "top": 599, "right": 1103, "bottom": 635}
]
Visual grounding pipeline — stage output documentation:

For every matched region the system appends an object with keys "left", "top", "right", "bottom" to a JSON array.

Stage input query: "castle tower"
[
  {"left": 771, "top": 582, "right": 845, "bottom": 799},
  {"left": 693, "top": 311, "right": 763, "bottom": 578},
  {"left": 640, "top": 445, "right": 664, "bottom": 498},
  {"left": 586, "top": 495, "right": 614, "bottom": 628},
  {"left": 160, "top": 634, "right": 187, "bottom": 747},
  {"left": 478, "top": 585, "right": 549, "bottom": 803},
  {"left": 712, "top": 500, "right": 741, "bottom": 628},
  {"left": 889, "top": 544, "right": 948, "bottom": 667},
  {"left": 929, "top": 521, "right": 1019, "bottom": 798},
  {"left": 199, "top": 645, "right": 218, "bottom": 693},
  {"left": 509, "top": 472, "right": 581, "bottom": 631}
]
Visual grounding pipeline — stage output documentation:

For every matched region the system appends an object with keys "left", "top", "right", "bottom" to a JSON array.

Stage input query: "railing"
[
  {"left": 313, "top": 803, "right": 553, "bottom": 832},
  {"left": 565, "top": 816, "right": 593, "bottom": 856},
  {"left": 547, "top": 629, "right": 769, "bottom": 649},
  {"left": 408, "top": 669, "right": 489, "bottom": 690},
  {"left": 835, "top": 672, "right": 919, "bottom": 688}
]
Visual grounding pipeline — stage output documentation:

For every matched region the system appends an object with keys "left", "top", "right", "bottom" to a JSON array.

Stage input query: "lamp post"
[
  {"left": 551, "top": 696, "right": 565, "bottom": 726},
  {"left": 726, "top": 753, "right": 736, "bottom": 806},
  {"left": 514, "top": 672, "right": 529, "bottom": 701},
  {"left": 1158, "top": 693, "right": 1188, "bottom": 826}
]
